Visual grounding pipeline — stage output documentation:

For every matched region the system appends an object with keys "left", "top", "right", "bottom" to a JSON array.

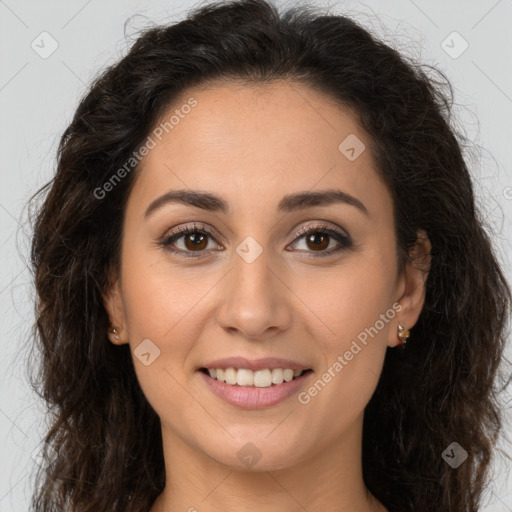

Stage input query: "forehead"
[{"left": 129, "top": 79, "right": 390, "bottom": 219}]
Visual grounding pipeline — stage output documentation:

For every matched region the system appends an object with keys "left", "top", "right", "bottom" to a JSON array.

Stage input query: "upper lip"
[{"left": 200, "top": 357, "right": 312, "bottom": 371}]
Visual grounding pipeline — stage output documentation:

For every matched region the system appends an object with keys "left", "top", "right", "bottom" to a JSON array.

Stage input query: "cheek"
[
  {"left": 118, "top": 249, "right": 206, "bottom": 419},
  {"left": 292, "top": 249, "right": 396, "bottom": 424},
  {"left": 119, "top": 244, "right": 205, "bottom": 341},
  {"left": 292, "top": 247, "right": 397, "bottom": 350}
]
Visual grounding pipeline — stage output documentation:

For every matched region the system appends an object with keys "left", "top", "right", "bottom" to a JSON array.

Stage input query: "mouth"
[{"left": 198, "top": 367, "right": 314, "bottom": 388}]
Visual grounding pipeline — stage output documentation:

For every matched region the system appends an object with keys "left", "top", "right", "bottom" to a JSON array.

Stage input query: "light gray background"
[{"left": 1, "top": 0, "right": 511, "bottom": 510}]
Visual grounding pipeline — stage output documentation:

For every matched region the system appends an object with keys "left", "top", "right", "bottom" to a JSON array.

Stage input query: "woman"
[{"left": 28, "top": 0, "right": 511, "bottom": 511}]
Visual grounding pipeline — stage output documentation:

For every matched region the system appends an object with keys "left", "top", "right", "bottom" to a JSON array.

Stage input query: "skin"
[{"left": 104, "top": 79, "right": 431, "bottom": 512}]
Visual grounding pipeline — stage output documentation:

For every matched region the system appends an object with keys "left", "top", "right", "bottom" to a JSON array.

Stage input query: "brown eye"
[
  {"left": 304, "top": 232, "right": 330, "bottom": 251},
  {"left": 183, "top": 232, "right": 208, "bottom": 251},
  {"left": 159, "top": 222, "right": 352, "bottom": 259},
  {"left": 289, "top": 224, "right": 353, "bottom": 257},
  {"left": 159, "top": 224, "right": 221, "bottom": 258}
]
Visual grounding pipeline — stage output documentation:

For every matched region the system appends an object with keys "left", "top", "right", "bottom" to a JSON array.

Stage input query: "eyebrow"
[{"left": 144, "top": 188, "right": 369, "bottom": 219}]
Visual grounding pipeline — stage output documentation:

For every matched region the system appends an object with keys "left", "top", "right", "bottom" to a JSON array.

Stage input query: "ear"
[
  {"left": 103, "top": 277, "right": 129, "bottom": 346},
  {"left": 388, "top": 229, "right": 431, "bottom": 347}
]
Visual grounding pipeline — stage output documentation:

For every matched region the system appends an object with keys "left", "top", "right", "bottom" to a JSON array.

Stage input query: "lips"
[
  {"left": 195, "top": 356, "right": 314, "bottom": 408},
  {"left": 198, "top": 368, "right": 313, "bottom": 409}
]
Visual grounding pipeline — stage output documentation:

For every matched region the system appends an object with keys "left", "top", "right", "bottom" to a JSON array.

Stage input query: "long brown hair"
[{"left": 27, "top": 1, "right": 511, "bottom": 511}]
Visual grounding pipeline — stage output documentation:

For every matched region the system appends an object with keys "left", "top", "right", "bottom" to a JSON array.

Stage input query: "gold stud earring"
[{"left": 397, "top": 323, "right": 410, "bottom": 346}]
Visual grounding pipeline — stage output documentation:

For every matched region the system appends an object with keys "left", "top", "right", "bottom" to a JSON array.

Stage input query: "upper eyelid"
[
  {"left": 163, "top": 221, "right": 348, "bottom": 242},
  {"left": 294, "top": 222, "right": 350, "bottom": 238}
]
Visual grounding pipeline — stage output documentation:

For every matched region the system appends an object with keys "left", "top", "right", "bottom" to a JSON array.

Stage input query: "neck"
[{"left": 149, "top": 413, "right": 387, "bottom": 512}]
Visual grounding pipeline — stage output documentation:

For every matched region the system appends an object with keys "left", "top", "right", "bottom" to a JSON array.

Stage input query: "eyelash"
[{"left": 158, "top": 222, "right": 353, "bottom": 259}]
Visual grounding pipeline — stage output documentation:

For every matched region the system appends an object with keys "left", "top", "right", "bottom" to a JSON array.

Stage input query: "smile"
[
  {"left": 198, "top": 367, "right": 314, "bottom": 409},
  {"left": 200, "top": 367, "right": 312, "bottom": 388}
]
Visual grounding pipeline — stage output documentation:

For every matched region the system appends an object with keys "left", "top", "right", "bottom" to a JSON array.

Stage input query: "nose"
[{"left": 215, "top": 247, "right": 292, "bottom": 340}]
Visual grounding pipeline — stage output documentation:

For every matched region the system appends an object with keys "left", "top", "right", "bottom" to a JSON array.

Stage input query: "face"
[{"left": 104, "top": 79, "right": 429, "bottom": 473}]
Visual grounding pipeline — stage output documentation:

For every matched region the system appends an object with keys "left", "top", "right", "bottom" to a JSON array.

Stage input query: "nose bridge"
[
  {"left": 233, "top": 235, "right": 274, "bottom": 295},
  {"left": 216, "top": 234, "right": 291, "bottom": 338}
]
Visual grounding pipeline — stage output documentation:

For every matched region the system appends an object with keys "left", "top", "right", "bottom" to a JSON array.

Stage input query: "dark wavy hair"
[{"left": 27, "top": 0, "right": 511, "bottom": 511}]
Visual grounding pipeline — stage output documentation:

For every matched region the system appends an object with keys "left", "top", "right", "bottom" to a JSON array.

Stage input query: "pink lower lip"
[{"left": 198, "top": 370, "right": 312, "bottom": 409}]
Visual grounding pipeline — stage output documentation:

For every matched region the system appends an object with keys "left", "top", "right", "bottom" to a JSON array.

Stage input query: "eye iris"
[
  {"left": 306, "top": 232, "right": 329, "bottom": 251},
  {"left": 185, "top": 232, "right": 207, "bottom": 251}
]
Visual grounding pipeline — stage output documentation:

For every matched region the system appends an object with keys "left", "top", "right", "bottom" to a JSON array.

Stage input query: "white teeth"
[
  {"left": 271, "top": 368, "right": 284, "bottom": 384},
  {"left": 206, "top": 367, "right": 307, "bottom": 388},
  {"left": 283, "top": 369, "right": 294, "bottom": 382},
  {"left": 224, "top": 367, "right": 237, "bottom": 385},
  {"left": 253, "top": 369, "right": 272, "bottom": 387},
  {"left": 236, "top": 368, "right": 254, "bottom": 386}
]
